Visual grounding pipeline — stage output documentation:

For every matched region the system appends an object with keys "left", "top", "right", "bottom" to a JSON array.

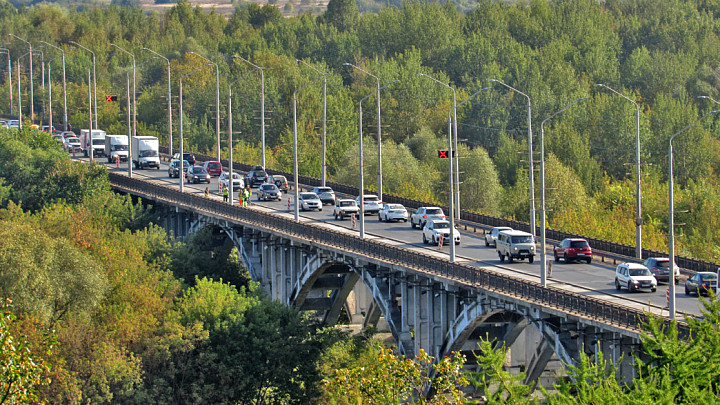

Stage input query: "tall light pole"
[
  {"left": 540, "top": 97, "right": 587, "bottom": 286},
  {"left": 16, "top": 53, "right": 22, "bottom": 127},
  {"left": 490, "top": 79, "right": 535, "bottom": 236},
  {"left": 226, "top": 69, "right": 259, "bottom": 204},
  {"left": 179, "top": 64, "right": 211, "bottom": 193},
  {"left": 344, "top": 63, "right": 385, "bottom": 202},
  {"left": 293, "top": 73, "right": 329, "bottom": 222},
  {"left": 188, "top": 52, "right": 220, "bottom": 162},
  {"left": 142, "top": 47, "right": 172, "bottom": 156},
  {"left": 87, "top": 70, "right": 93, "bottom": 161},
  {"left": 419, "top": 73, "right": 461, "bottom": 219},
  {"left": 39, "top": 41, "right": 67, "bottom": 131},
  {"left": 595, "top": 84, "right": 642, "bottom": 259},
  {"left": 70, "top": 41, "right": 96, "bottom": 130},
  {"left": 46, "top": 55, "right": 59, "bottom": 132},
  {"left": 9, "top": 34, "right": 33, "bottom": 123},
  {"left": 126, "top": 72, "right": 132, "bottom": 178},
  {"left": 356, "top": 80, "right": 400, "bottom": 240},
  {"left": 668, "top": 109, "right": 720, "bottom": 319},
  {"left": 297, "top": 59, "right": 327, "bottom": 185},
  {"left": 110, "top": 44, "right": 136, "bottom": 139},
  {"left": 0, "top": 48, "right": 12, "bottom": 115},
  {"left": 234, "top": 55, "right": 266, "bottom": 168}
]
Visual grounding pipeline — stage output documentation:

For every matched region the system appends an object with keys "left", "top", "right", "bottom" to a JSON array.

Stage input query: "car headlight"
[
  {"left": 513, "top": 247, "right": 518, "bottom": 251},
  {"left": 530, "top": 246, "right": 535, "bottom": 251}
]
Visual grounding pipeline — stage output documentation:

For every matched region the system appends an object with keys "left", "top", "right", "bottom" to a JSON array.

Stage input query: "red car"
[
  {"left": 202, "top": 161, "right": 223, "bottom": 177},
  {"left": 554, "top": 238, "right": 593, "bottom": 264}
]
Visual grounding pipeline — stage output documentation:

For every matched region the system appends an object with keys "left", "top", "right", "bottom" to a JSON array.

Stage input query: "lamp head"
[
  {"left": 342, "top": 62, "right": 351, "bottom": 66},
  {"left": 593, "top": 83, "right": 605, "bottom": 87},
  {"left": 698, "top": 95, "right": 709, "bottom": 99}
]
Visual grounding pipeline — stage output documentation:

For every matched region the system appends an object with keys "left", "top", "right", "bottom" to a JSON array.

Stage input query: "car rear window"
[
  {"left": 364, "top": 196, "right": 379, "bottom": 202},
  {"left": 570, "top": 241, "right": 589, "bottom": 248},
  {"left": 207, "top": 162, "right": 221, "bottom": 168},
  {"left": 655, "top": 260, "right": 670, "bottom": 268},
  {"left": 255, "top": 171, "right": 267, "bottom": 177},
  {"left": 427, "top": 208, "right": 442, "bottom": 215},
  {"left": 340, "top": 201, "right": 354, "bottom": 207},
  {"left": 317, "top": 187, "right": 332, "bottom": 193},
  {"left": 387, "top": 204, "right": 403, "bottom": 209}
]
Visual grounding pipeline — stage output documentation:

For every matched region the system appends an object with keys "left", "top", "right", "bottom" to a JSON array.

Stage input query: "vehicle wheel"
[
  {"left": 485, "top": 239, "right": 490, "bottom": 247},
  {"left": 685, "top": 284, "right": 690, "bottom": 295},
  {"left": 455, "top": 241, "right": 460, "bottom": 246},
  {"left": 411, "top": 221, "right": 416, "bottom": 229},
  {"left": 423, "top": 234, "right": 428, "bottom": 244},
  {"left": 432, "top": 236, "right": 437, "bottom": 245},
  {"left": 564, "top": 253, "right": 569, "bottom": 263},
  {"left": 651, "top": 287, "right": 657, "bottom": 293},
  {"left": 628, "top": 282, "right": 634, "bottom": 293},
  {"left": 529, "top": 256, "right": 534, "bottom": 264},
  {"left": 156, "top": 166, "right": 160, "bottom": 170},
  {"left": 258, "top": 195, "right": 261, "bottom": 201},
  {"left": 378, "top": 215, "right": 382, "bottom": 221},
  {"left": 334, "top": 213, "right": 339, "bottom": 220},
  {"left": 498, "top": 252, "right": 504, "bottom": 262},
  {"left": 508, "top": 255, "right": 514, "bottom": 264},
  {"left": 586, "top": 258, "right": 592, "bottom": 264},
  {"left": 319, "top": 208, "right": 322, "bottom": 211},
  {"left": 615, "top": 279, "right": 621, "bottom": 290},
  {"left": 554, "top": 252, "right": 559, "bottom": 262},
  {"left": 404, "top": 219, "right": 408, "bottom": 222}
]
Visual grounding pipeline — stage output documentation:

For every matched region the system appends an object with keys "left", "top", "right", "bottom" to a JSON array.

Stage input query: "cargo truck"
[
  {"left": 80, "top": 129, "right": 107, "bottom": 157},
  {"left": 105, "top": 135, "right": 129, "bottom": 163},
  {"left": 131, "top": 136, "right": 160, "bottom": 169}
]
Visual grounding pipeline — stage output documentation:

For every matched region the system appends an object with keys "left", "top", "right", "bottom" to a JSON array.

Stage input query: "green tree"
[{"left": 321, "top": 0, "right": 358, "bottom": 32}]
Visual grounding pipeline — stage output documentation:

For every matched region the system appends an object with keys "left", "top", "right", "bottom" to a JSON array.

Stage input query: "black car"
[
  {"left": 168, "top": 159, "right": 190, "bottom": 178},
  {"left": 257, "top": 184, "right": 282, "bottom": 201},
  {"left": 244, "top": 169, "right": 268, "bottom": 187},
  {"left": 685, "top": 272, "right": 718, "bottom": 296},
  {"left": 173, "top": 152, "right": 196, "bottom": 166},
  {"left": 185, "top": 166, "right": 211, "bottom": 184}
]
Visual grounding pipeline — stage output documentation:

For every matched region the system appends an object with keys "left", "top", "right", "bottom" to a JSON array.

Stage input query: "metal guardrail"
[
  {"left": 166, "top": 147, "right": 719, "bottom": 275},
  {"left": 109, "top": 172, "right": 690, "bottom": 335}
]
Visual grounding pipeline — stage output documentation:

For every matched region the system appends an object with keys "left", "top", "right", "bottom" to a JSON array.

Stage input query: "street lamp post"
[
  {"left": 540, "top": 97, "right": 587, "bottom": 286},
  {"left": 9, "top": 34, "right": 33, "bottom": 123},
  {"left": 16, "top": 54, "right": 22, "bottom": 126},
  {"left": 188, "top": 52, "right": 220, "bottom": 162},
  {"left": 419, "top": 73, "right": 461, "bottom": 219},
  {"left": 667, "top": 109, "right": 720, "bottom": 319},
  {"left": 226, "top": 69, "right": 259, "bottom": 204},
  {"left": 39, "top": 41, "right": 67, "bottom": 131},
  {"left": 293, "top": 73, "right": 330, "bottom": 222},
  {"left": 69, "top": 41, "right": 96, "bottom": 130},
  {"left": 110, "top": 44, "right": 136, "bottom": 139},
  {"left": 490, "top": 79, "right": 535, "bottom": 236},
  {"left": 46, "top": 55, "right": 59, "bottom": 132},
  {"left": 297, "top": 59, "right": 328, "bottom": 185},
  {"left": 126, "top": 72, "right": 132, "bottom": 177},
  {"left": 142, "top": 47, "right": 173, "bottom": 156},
  {"left": 87, "top": 70, "right": 92, "bottom": 161},
  {"left": 0, "top": 48, "right": 11, "bottom": 115},
  {"left": 179, "top": 65, "right": 211, "bottom": 193},
  {"left": 595, "top": 84, "right": 643, "bottom": 259},
  {"left": 344, "top": 63, "right": 385, "bottom": 202},
  {"left": 234, "top": 55, "right": 266, "bottom": 168}
]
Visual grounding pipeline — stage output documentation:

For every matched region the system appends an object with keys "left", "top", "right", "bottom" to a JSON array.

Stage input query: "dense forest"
[
  {"left": 1, "top": 0, "right": 720, "bottom": 263},
  {"left": 4, "top": 125, "right": 720, "bottom": 403}
]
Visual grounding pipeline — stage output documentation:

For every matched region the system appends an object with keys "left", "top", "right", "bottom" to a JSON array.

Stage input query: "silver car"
[
  {"left": 378, "top": 204, "right": 408, "bottom": 222},
  {"left": 299, "top": 192, "right": 322, "bottom": 211},
  {"left": 485, "top": 226, "right": 513, "bottom": 247},
  {"left": 219, "top": 172, "right": 244, "bottom": 190},
  {"left": 312, "top": 186, "right": 336, "bottom": 205}
]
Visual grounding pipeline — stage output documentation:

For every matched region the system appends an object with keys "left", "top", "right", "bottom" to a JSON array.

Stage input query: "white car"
[
  {"left": 615, "top": 263, "right": 657, "bottom": 293},
  {"left": 378, "top": 204, "right": 408, "bottom": 222},
  {"left": 63, "top": 136, "right": 81, "bottom": 152},
  {"left": 299, "top": 192, "right": 322, "bottom": 211},
  {"left": 333, "top": 199, "right": 359, "bottom": 220},
  {"left": 485, "top": 226, "right": 513, "bottom": 247},
  {"left": 356, "top": 194, "right": 382, "bottom": 215},
  {"left": 219, "top": 172, "right": 245, "bottom": 190},
  {"left": 410, "top": 207, "right": 445, "bottom": 229},
  {"left": 422, "top": 219, "right": 460, "bottom": 246}
]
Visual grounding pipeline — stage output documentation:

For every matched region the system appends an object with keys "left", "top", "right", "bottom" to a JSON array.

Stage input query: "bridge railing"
[
  {"left": 109, "top": 172, "right": 689, "bottom": 335},
  {"left": 166, "top": 147, "right": 718, "bottom": 275}
]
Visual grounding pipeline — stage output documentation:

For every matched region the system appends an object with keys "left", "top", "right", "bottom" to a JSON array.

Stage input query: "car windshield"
[
  {"left": 113, "top": 145, "right": 128, "bottom": 151},
  {"left": 301, "top": 193, "right": 318, "bottom": 200},
  {"left": 570, "top": 241, "right": 589, "bottom": 248},
  {"left": 433, "top": 222, "right": 449, "bottom": 229},
  {"left": 140, "top": 150, "right": 158, "bottom": 157},
  {"left": 340, "top": 201, "right": 355, "bottom": 207},
  {"left": 701, "top": 274, "right": 718, "bottom": 281},
  {"left": 427, "top": 208, "right": 443, "bottom": 215},
  {"left": 387, "top": 204, "right": 403, "bottom": 210},
  {"left": 232, "top": 173, "right": 241, "bottom": 179},
  {"left": 512, "top": 236, "right": 533, "bottom": 243},
  {"left": 192, "top": 168, "right": 206, "bottom": 174},
  {"left": 261, "top": 185, "right": 275, "bottom": 191},
  {"left": 630, "top": 268, "right": 651, "bottom": 276},
  {"left": 92, "top": 139, "right": 104, "bottom": 145},
  {"left": 68, "top": 138, "right": 79, "bottom": 143}
]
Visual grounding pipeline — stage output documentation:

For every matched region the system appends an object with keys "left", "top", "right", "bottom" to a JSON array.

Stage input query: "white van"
[{"left": 496, "top": 229, "right": 536, "bottom": 263}]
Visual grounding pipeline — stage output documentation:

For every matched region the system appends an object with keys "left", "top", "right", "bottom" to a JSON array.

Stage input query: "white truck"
[
  {"left": 105, "top": 135, "right": 129, "bottom": 163},
  {"left": 131, "top": 136, "right": 160, "bottom": 169},
  {"left": 80, "top": 129, "right": 107, "bottom": 158}
]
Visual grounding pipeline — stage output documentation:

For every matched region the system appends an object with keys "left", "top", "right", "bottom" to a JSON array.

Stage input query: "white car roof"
[
  {"left": 498, "top": 229, "right": 532, "bottom": 236},
  {"left": 623, "top": 263, "right": 649, "bottom": 270}
]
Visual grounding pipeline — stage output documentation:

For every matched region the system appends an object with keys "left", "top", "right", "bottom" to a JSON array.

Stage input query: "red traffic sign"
[
  {"left": 106, "top": 95, "right": 118, "bottom": 102},
  {"left": 438, "top": 150, "right": 449, "bottom": 158}
]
